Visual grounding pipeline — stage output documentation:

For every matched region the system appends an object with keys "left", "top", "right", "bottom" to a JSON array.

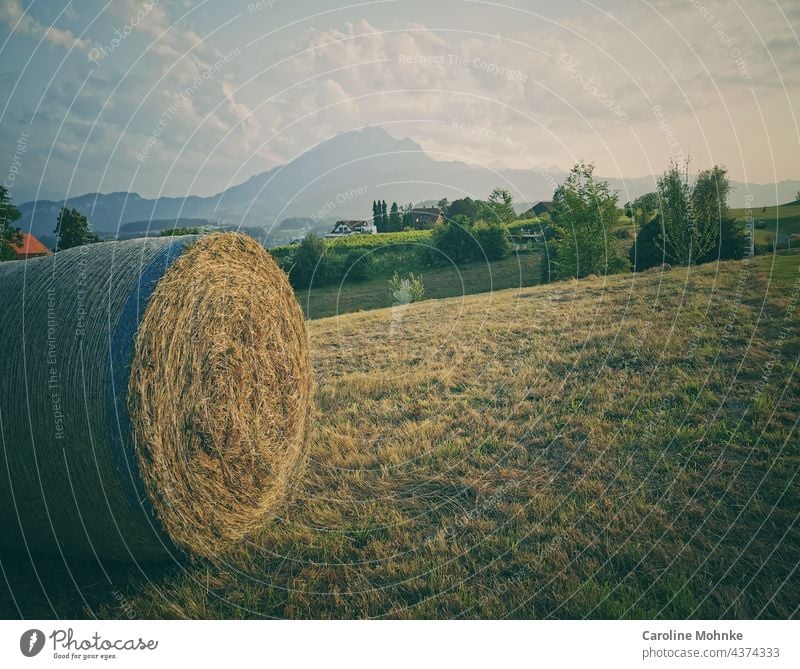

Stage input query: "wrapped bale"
[{"left": 0, "top": 233, "right": 312, "bottom": 562}]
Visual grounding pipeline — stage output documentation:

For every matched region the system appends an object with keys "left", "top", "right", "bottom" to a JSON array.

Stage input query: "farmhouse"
[
  {"left": 523, "top": 201, "right": 553, "bottom": 217},
  {"left": 11, "top": 233, "right": 52, "bottom": 259},
  {"left": 412, "top": 207, "right": 443, "bottom": 227},
  {"left": 326, "top": 220, "right": 377, "bottom": 237}
]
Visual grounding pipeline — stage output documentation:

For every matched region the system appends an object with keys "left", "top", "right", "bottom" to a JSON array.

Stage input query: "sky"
[{"left": 0, "top": 0, "right": 798, "bottom": 203}]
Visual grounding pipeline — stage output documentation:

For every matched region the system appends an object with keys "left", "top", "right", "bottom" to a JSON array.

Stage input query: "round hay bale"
[{"left": 0, "top": 233, "right": 311, "bottom": 562}]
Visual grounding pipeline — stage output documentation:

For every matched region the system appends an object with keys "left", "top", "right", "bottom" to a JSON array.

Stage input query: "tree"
[
  {"left": 447, "top": 197, "right": 480, "bottom": 221},
  {"left": 344, "top": 250, "right": 374, "bottom": 282},
  {"left": 381, "top": 200, "right": 388, "bottom": 232},
  {"left": 372, "top": 200, "right": 380, "bottom": 230},
  {"left": 160, "top": 227, "right": 202, "bottom": 236},
  {"left": 633, "top": 164, "right": 742, "bottom": 269},
  {"left": 629, "top": 215, "right": 666, "bottom": 271},
  {"left": 401, "top": 202, "right": 414, "bottom": 229},
  {"left": 389, "top": 201, "right": 401, "bottom": 232},
  {"left": 547, "top": 162, "right": 629, "bottom": 280},
  {"left": 486, "top": 187, "right": 515, "bottom": 224},
  {"left": 697, "top": 217, "right": 748, "bottom": 262},
  {"left": 288, "top": 233, "right": 326, "bottom": 288},
  {"left": 431, "top": 215, "right": 477, "bottom": 263},
  {"left": 474, "top": 220, "right": 512, "bottom": 260},
  {"left": 54, "top": 207, "right": 100, "bottom": 251},
  {"left": 0, "top": 185, "right": 23, "bottom": 260},
  {"left": 655, "top": 161, "right": 721, "bottom": 266},
  {"left": 437, "top": 198, "right": 449, "bottom": 214}
]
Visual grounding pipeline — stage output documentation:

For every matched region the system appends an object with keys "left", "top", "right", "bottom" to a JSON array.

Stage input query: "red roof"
[{"left": 13, "top": 233, "right": 52, "bottom": 257}]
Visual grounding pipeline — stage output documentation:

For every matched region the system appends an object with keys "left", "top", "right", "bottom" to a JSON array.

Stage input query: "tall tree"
[
  {"left": 54, "top": 207, "right": 100, "bottom": 251},
  {"left": 547, "top": 162, "right": 629, "bottom": 280},
  {"left": 486, "top": 187, "right": 515, "bottom": 224},
  {"left": 656, "top": 161, "right": 719, "bottom": 265},
  {"left": 0, "top": 185, "right": 24, "bottom": 260},
  {"left": 381, "top": 200, "right": 388, "bottom": 232},
  {"left": 401, "top": 202, "right": 414, "bottom": 229},
  {"left": 447, "top": 197, "right": 480, "bottom": 221},
  {"left": 389, "top": 201, "right": 401, "bottom": 231},
  {"left": 372, "top": 200, "right": 380, "bottom": 229}
]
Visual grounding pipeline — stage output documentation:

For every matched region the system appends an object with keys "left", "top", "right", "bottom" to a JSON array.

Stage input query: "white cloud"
[{"left": 0, "top": 0, "right": 89, "bottom": 50}]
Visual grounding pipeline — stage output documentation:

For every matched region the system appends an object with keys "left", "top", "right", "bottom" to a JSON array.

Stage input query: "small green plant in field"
[{"left": 388, "top": 271, "right": 425, "bottom": 305}]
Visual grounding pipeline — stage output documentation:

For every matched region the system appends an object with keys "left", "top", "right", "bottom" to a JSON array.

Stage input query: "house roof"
[{"left": 13, "top": 233, "right": 52, "bottom": 256}]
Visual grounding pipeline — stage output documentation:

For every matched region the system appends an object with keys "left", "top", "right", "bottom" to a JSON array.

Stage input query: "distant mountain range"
[{"left": 17, "top": 126, "right": 800, "bottom": 241}]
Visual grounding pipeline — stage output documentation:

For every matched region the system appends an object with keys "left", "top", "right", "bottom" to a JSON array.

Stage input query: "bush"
[
  {"left": 630, "top": 216, "right": 666, "bottom": 271},
  {"left": 697, "top": 218, "right": 749, "bottom": 262},
  {"left": 432, "top": 216, "right": 511, "bottom": 264},
  {"left": 431, "top": 215, "right": 478, "bottom": 264},
  {"left": 343, "top": 250, "right": 374, "bottom": 282},
  {"left": 473, "top": 221, "right": 512, "bottom": 260},
  {"left": 388, "top": 271, "right": 425, "bottom": 304},
  {"left": 288, "top": 233, "right": 327, "bottom": 289}
]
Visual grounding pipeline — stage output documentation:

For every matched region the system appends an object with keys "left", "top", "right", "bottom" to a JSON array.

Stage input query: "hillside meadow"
[{"left": 1, "top": 251, "right": 798, "bottom": 619}]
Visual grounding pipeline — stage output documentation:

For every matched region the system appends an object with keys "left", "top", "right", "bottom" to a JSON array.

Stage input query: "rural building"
[
  {"left": 11, "top": 233, "right": 52, "bottom": 259},
  {"left": 326, "top": 220, "right": 377, "bottom": 237},
  {"left": 412, "top": 207, "right": 443, "bottom": 227},
  {"left": 523, "top": 201, "right": 553, "bottom": 217}
]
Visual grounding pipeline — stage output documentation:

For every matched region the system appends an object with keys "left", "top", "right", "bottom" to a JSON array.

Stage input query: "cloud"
[{"left": 0, "top": 0, "right": 89, "bottom": 50}]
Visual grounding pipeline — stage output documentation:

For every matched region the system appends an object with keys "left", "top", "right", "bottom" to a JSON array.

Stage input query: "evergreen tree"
[
  {"left": 381, "top": 200, "right": 388, "bottom": 231},
  {"left": 389, "top": 202, "right": 401, "bottom": 231}
]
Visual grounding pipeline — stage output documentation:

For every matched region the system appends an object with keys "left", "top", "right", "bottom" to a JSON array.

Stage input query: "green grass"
[
  {"left": 296, "top": 251, "right": 542, "bottom": 319},
  {"left": 2, "top": 252, "right": 798, "bottom": 619},
  {"left": 731, "top": 203, "right": 800, "bottom": 244}
]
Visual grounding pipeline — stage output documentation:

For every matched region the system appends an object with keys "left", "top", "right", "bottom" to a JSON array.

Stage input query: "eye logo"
[{"left": 20, "top": 629, "right": 45, "bottom": 657}]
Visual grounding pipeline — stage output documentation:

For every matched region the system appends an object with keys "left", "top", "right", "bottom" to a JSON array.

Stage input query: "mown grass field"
[
  {"left": 2, "top": 251, "right": 798, "bottom": 619},
  {"left": 297, "top": 251, "right": 541, "bottom": 319}
]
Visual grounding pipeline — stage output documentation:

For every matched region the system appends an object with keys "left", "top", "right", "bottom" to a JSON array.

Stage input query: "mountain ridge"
[{"left": 17, "top": 126, "right": 800, "bottom": 239}]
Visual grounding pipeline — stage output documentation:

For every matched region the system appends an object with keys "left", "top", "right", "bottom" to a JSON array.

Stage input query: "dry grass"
[
  {"left": 130, "top": 233, "right": 312, "bottom": 558},
  {"left": 3, "top": 252, "right": 798, "bottom": 618}
]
